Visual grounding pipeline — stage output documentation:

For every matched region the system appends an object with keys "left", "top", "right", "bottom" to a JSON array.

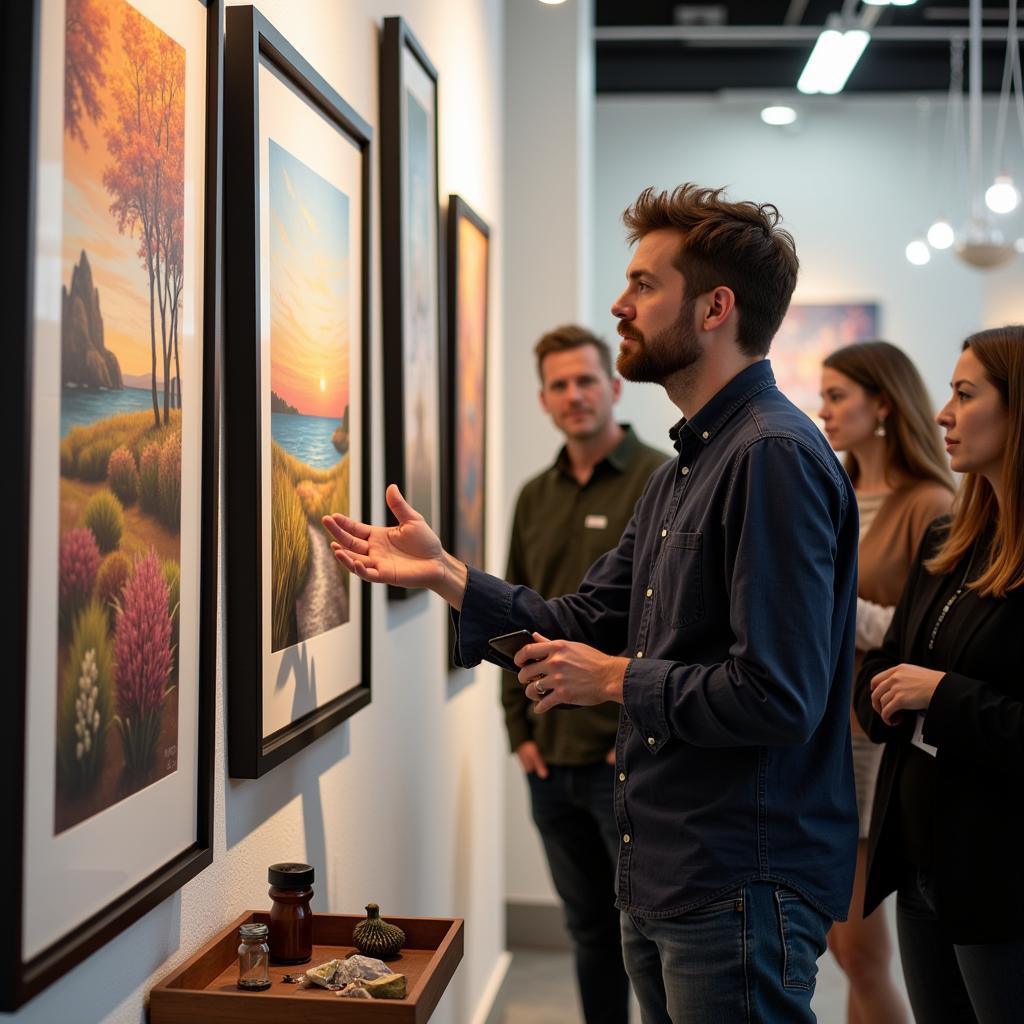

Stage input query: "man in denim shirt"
[{"left": 324, "top": 184, "right": 859, "bottom": 1022}]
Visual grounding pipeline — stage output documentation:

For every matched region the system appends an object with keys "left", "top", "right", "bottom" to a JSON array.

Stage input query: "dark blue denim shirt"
[{"left": 455, "top": 360, "right": 859, "bottom": 920}]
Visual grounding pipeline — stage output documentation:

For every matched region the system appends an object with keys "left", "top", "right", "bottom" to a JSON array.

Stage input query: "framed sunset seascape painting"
[
  {"left": 223, "top": 7, "right": 372, "bottom": 779},
  {"left": 380, "top": 17, "right": 442, "bottom": 598},
  {"left": 1, "top": 0, "right": 220, "bottom": 1008}
]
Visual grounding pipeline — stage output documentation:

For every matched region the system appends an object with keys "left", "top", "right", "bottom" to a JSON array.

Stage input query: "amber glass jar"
[{"left": 268, "top": 862, "right": 314, "bottom": 964}]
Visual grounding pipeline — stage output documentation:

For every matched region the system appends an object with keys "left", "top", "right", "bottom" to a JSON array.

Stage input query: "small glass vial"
[
  {"left": 268, "top": 862, "right": 315, "bottom": 964},
  {"left": 237, "top": 922, "right": 271, "bottom": 991}
]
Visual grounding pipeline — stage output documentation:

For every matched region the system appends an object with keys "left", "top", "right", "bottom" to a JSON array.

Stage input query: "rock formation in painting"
[
  {"left": 61, "top": 249, "right": 123, "bottom": 390},
  {"left": 271, "top": 390, "right": 301, "bottom": 415}
]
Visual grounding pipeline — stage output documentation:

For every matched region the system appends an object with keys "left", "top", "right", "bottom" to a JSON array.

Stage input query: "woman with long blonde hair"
[
  {"left": 855, "top": 326, "right": 1024, "bottom": 1023},
  {"left": 819, "top": 340, "right": 954, "bottom": 1024}
]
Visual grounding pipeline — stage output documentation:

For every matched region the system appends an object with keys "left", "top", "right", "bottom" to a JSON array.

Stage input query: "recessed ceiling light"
[{"left": 760, "top": 105, "right": 797, "bottom": 126}]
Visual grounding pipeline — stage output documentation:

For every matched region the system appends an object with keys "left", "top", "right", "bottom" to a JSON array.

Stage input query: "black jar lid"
[{"left": 268, "top": 862, "right": 314, "bottom": 888}]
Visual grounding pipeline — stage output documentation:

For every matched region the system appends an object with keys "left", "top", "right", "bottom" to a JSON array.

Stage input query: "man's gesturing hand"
[
  {"left": 322, "top": 484, "right": 468, "bottom": 606},
  {"left": 516, "top": 633, "right": 629, "bottom": 714}
]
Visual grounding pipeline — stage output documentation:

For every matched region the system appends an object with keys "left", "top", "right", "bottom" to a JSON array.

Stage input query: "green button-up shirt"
[{"left": 503, "top": 424, "right": 669, "bottom": 764}]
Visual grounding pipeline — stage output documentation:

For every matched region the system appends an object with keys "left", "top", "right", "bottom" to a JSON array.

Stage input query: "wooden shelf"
[{"left": 149, "top": 911, "right": 464, "bottom": 1023}]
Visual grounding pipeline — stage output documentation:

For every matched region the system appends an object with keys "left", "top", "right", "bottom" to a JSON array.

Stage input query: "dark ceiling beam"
[
  {"left": 593, "top": 25, "right": 1013, "bottom": 42},
  {"left": 595, "top": 42, "right": 1008, "bottom": 94}
]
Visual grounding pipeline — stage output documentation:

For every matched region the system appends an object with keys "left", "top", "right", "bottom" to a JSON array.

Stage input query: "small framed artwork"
[
  {"left": 443, "top": 196, "right": 491, "bottom": 577},
  {"left": 223, "top": 6, "right": 372, "bottom": 779},
  {"left": 1, "top": 0, "right": 221, "bottom": 1008},
  {"left": 380, "top": 17, "right": 442, "bottom": 598},
  {"left": 771, "top": 302, "right": 880, "bottom": 415}
]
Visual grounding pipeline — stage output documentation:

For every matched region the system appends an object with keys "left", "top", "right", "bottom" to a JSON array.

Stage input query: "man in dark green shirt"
[{"left": 504, "top": 325, "right": 666, "bottom": 1024}]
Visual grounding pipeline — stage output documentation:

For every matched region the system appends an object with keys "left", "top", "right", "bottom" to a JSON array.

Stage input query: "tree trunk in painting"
[{"left": 102, "top": 7, "right": 185, "bottom": 428}]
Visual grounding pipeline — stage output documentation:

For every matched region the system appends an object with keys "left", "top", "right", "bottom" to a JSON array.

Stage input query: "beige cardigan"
[{"left": 858, "top": 480, "right": 954, "bottom": 610}]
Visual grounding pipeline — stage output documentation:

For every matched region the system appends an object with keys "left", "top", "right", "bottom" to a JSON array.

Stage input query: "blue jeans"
[
  {"left": 621, "top": 882, "right": 830, "bottom": 1023},
  {"left": 897, "top": 866, "right": 1024, "bottom": 1024},
  {"left": 527, "top": 763, "right": 628, "bottom": 1024}
]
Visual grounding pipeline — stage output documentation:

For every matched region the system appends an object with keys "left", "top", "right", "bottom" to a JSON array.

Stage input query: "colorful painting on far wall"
[
  {"left": 381, "top": 17, "right": 441, "bottom": 597},
  {"left": 56, "top": 0, "right": 186, "bottom": 833},
  {"left": 771, "top": 303, "right": 881, "bottom": 413},
  {"left": 445, "top": 196, "right": 491, "bottom": 571},
  {"left": 268, "top": 140, "right": 351, "bottom": 653},
  {"left": 403, "top": 90, "right": 437, "bottom": 522}
]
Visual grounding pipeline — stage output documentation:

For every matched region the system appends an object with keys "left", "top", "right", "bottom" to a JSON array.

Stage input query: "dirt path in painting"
[{"left": 295, "top": 522, "right": 349, "bottom": 642}]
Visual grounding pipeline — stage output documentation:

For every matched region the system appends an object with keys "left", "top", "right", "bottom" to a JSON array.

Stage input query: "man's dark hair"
[
  {"left": 622, "top": 184, "right": 799, "bottom": 357},
  {"left": 534, "top": 324, "right": 614, "bottom": 382}
]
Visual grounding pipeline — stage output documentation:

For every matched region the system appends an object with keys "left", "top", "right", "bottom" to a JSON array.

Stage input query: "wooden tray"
[{"left": 149, "top": 911, "right": 464, "bottom": 1024}]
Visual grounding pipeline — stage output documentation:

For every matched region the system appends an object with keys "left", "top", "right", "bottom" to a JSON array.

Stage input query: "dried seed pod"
[{"left": 352, "top": 904, "right": 405, "bottom": 960}]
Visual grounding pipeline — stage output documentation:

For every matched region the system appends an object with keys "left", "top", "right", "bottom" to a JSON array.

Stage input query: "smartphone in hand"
[
  {"left": 487, "top": 630, "right": 579, "bottom": 709},
  {"left": 487, "top": 628, "right": 536, "bottom": 661}
]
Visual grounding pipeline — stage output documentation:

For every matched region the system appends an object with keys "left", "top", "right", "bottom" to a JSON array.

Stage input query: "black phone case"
[{"left": 487, "top": 629, "right": 534, "bottom": 659}]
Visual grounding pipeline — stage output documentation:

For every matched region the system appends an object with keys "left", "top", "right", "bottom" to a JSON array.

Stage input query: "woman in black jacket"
[{"left": 855, "top": 325, "right": 1024, "bottom": 1024}]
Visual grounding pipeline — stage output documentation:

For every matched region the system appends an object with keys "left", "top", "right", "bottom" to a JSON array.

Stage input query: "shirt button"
[
  {"left": 647, "top": 736, "right": 656, "bottom": 746},
  {"left": 646, "top": 588, "right": 653, "bottom": 598},
  {"left": 680, "top": 466, "right": 690, "bottom": 476},
  {"left": 702, "top": 431, "right": 709, "bottom": 440},
  {"left": 618, "top": 772, "right": 626, "bottom": 782},
  {"left": 661, "top": 529, "right": 667, "bottom": 538},
  {"left": 636, "top": 650, "right": 643, "bottom": 658},
  {"left": 623, "top": 834, "right": 631, "bottom": 844}
]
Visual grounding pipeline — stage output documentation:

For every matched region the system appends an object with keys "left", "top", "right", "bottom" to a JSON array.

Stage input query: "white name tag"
[
  {"left": 584, "top": 514, "right": 608, "bottom": 530},
  {"left": 911, "top": 713, "right": 938, "bottom": 758}
]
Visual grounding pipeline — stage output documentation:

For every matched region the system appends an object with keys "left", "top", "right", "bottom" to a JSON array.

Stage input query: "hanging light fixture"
[
  {"left": 957, "top": 0, "right": 1019, "bottom": 268},
  {"left": 905, "top": 240, "right": 931, "bottom": 265},
  {"left": 983, "top": 0, "right": 1024, "bottom": 215},
  {"left": 927, "top": 220, "right": 956, "bottom": 249}
]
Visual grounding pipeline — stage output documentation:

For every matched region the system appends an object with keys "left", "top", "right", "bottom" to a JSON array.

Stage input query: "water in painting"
[{"left": 268, "top": 139, "right": 352, "bottom": 653}]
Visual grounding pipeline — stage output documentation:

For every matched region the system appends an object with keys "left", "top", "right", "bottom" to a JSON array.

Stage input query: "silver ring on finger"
[{"left": 535, "top": 682, "right": 549, "bottom": 697}]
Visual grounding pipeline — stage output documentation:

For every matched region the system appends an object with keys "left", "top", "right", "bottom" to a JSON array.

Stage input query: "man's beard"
[{"left": 616, "top": 297, "right": 702, "bottom": 384}]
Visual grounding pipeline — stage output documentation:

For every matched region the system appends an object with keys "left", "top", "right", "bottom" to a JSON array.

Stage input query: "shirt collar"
[
  {"left": 668, "top": 360, "right": 776, "bottom": 452},
  {"left": 555, "top": 423, "right": 639, "bottom": 477}
]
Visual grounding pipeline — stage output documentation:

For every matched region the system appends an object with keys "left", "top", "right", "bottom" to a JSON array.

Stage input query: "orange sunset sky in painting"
[
  {"left": 269, "top": 140, "right": 350, "bottom": 421},
  {"left": 63, "top": 0, "right": 185, "bottom": 382}
]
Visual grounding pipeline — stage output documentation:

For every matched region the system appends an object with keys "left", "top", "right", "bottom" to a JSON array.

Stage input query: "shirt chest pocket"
[{"left": 654, "top": 531, "right": 704, "bottom": 628}]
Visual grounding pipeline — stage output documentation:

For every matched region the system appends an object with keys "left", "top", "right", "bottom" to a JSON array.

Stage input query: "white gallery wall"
[
  {"left": 504, "top": 90, "right": 1024, "bottom": 908},
  {"left": 12, "top": 2, "right": 508, "bottom": 1022},
  {"left": 595, "top": 94, "right": 1024, "bottom": 445}
]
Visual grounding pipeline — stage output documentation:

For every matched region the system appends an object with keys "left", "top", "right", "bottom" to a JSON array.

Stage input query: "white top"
[{"left": 855, "top": 491, "right": 896, "bottom": 651}]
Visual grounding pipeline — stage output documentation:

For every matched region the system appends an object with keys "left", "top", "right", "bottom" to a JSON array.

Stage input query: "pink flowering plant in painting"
[
  {"left": 113, "top": 550, "right": 174, "bottom": 778},
  {"left": 59, "top": 526, "right": 102, "bottom": 636}
]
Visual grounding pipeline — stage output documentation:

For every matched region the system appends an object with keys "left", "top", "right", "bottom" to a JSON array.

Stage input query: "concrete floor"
[{"left": 500, "top": 898, "right": 907, "bottom": 1023}]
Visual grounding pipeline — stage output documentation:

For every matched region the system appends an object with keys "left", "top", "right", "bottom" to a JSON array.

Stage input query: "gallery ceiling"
[{"left": 595, "top": 2, "right": 1017, "bottom": 94}]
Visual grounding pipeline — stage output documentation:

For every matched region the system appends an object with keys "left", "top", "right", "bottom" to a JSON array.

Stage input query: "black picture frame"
[
  {"left": 443, "top": 195, "right": 491, "bottom": 579},
  {"left": 0, "top": 0, "right": 221, "bottom": 1009},
  {"left": 380, "top": 16, "right": 443, "bottom": 600},
  {"left": 223, "top": 6, "right": 373, "bottom": 779}
]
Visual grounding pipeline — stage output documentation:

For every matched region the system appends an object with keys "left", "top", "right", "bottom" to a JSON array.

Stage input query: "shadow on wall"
[
  {"left": 225, "top": 718, "right": 351, "bottom": 913},
  {"left": 15, "top": 894, "right": 185, "bottom": 1023}
]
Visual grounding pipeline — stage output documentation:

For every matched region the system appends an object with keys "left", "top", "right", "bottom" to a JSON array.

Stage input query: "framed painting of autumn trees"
[
  {"left": 0, "top": 0, "right": 220, "bottom": 1009},
  {"left": 223, "top": 7, "right": 372, "bottom": 778}
]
